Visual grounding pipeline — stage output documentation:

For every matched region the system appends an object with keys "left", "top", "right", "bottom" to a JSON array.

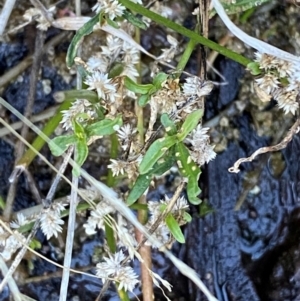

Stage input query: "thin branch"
[{"left": 229, "top": 118, "right": 300, "bottom": 173}]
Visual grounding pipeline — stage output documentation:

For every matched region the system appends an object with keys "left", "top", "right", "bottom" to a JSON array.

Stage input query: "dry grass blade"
[{"left": 0, "top": 0, "right": 17, "bottom": 35}]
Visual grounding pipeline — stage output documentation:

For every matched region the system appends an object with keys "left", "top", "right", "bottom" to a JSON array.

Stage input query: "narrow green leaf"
[
  {"left": 86, "top": 115, "right": 122, "bottom": 137},
  {"left": 161, "top": 114, "right": 177, "bottom": 136},
  {"left": 127, "top": 151, "right": 175, "bottom": 205},
  {"left": 153, "top": 72, "right": 168, "bottom": 89},
  {"left": 73, "top": 139, "right": 89, "bottom": 176},
  {"left": 165, "top": 214, "right": 185, "bottom": 243},
  {"left": 122, "top": 10, "right": 147, "bottom": 30},
  {"left": 66, "top": 14, "right": 100, "bottom": 68},
  {"left": 175, "top": 142, "right": 202, "bottom": 205},
  {"left": 106, "top": 17, "right": 119, "bottom": 28},
  {"left": 53, "top": 90, "right": 98, "bottom": 103},
  {"left": 177, "top": 109, "right": 203, "bottom": 141},
  {"left": 108, "top": 62, "right": 124, "bottom": 78},
  {"left": 49, "top": 135, "right": 77, "bottom": 156},
  {"left": 138, "top": 94, "right": 150, "bottom": 107},
  {"left": 124, "top": 76, "right": 154, "bottom": 94},
  {"left": 139, "top": 135, "right": 178, "bottom": 174},
  {"left": 127, "top": 174, "right": 151, "bottom": 206}
]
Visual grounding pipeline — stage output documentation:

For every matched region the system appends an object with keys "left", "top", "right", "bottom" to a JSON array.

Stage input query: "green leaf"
[
  {"left": 165, "top": 214, "right": 185, "bottom": 243},
  {"left": 175, "top": 142, "right": 202, "bottom": 205},
  {"left": 108, "top": 62, "right": 124, "bottom": 78},
  {"left": 177, "top": 109, "right": 203, "bottom": 141},
  {"left": 86, "top": 115, "right": 122, "bottom": 137},
  {"left": 122, "top": 10, "right": 147, "bottom": 30},
  {"left": 183, "top": 212, "right": 192, "bottom": 223},
  {"left": 124, "top": 76, "right": 154, "bottom": 94},
  {"left": 49, "top": 135, "right": 77, "bottom": 156},
  {"left": 153, "top": 72, "right": 168, "bottom": 89},
  {"left": 139, "top": 135, "right": 178, "bottom": 174},
  {"left": 138, "top": 94, "right": 150, "bottom": 107},
  {"left": 72, "top": 118, "right": 87, "bottom": 140},
  {"left": 127, "top": 174, "right": 151, "bottom": 206},
  {"left": 66, "top": 14, "right": 100, "bottom": 68},
  {"left": 127, "top": 150, "right": 175, "bottom": 205},
  {"left": 247, "top": 62, "right": 261, "bottom": 75},
  {"left": 187, "top": 177, "right": 202, "bottom": 205},
  {"left": 106, "top": 17, "right": 119, "bottom": 28},
  {"left": 161, "top": 114, "right": 177, "bottom": 136},
  {"left": 73, "top": 139, "right": 89, "bottom": 176}
]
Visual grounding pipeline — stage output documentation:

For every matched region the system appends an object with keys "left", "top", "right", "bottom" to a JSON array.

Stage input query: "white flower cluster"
[
  {"left": 92, "top": 0, "right": 125, "bottom": 19},
  {"left": 254, "top": 52, "right": 300, "bottom": 115},
  {"left": 40, "top": 203, "right": 66, "bottom": 240},
  {"left": 146, "top": 195, "right": 189, "bottom": 248},
  {"left": 185, "top": 125, "right": 216, "bottom": 166},
  {"left": 117, "top": 124, "right": 137, "bottom": 151},
  {"left": 85, "top": 34, "right": 140, "bottom": 82},
  {"left": 0, "top": 225, "right": 26, "bottom": 261},
  {"left": 107, "top": 157, "right": 141, "bottom": 180},
  {"left": 83, "top": 199, "right": 116, "bottom": 235},
  {"left": 96, "top": 250, "right": 139, "bottom": 292},
  {"left": 60, "top": 98, "right": 96, "bottom": 130}
]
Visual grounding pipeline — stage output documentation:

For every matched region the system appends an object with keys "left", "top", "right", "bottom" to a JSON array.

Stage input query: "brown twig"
[{"left": 229, "top": 118, "right": 300, "bottom": 173}]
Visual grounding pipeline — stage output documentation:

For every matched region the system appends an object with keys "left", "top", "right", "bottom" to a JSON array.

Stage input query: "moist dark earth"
[{"left": 1, "top": 1, "right": 300, "bottom": 300}]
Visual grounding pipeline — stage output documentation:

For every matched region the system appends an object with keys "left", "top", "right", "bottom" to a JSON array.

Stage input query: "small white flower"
[
  {"left": 96, "top": 251, "right": 139, "bottom": 292},
  {"left": 84, "top": 71, "right": 117, "bottom": 101},
  {"left": 60, "top": 98, "right": 95, "bottom": 130},
  {"left": 104, "top": 0, "right": 125, "bottom": 20},
  {"left": 87, "top": 55, "right": 109, "bottom": 73},
  {"left": 255, "top": 74, "right": 279, "bottom": 95},
  {"left": 116, "top": 124, "right": 137, "bottom": 150},
  {"left": 83, "top": 200, "right": 115, "bottom": 234},
  {"left": 274, "top": 89, "right": 299, "bottom": 115},
  {"left": 183, "top": 77, "right": 213, "bottom": 97},
  {"left": 186, "top": 125, "right": 216, "bottom": 166},
  {"left": 10, "top": 213, "right": 27, "bottom": 229},
  {"left": 92, "top": 0, "right": 125, "bottom": 19},
  {"left": 107, "top": 159, "right": 127, "bottom": 177},
  {"left": 0, "top": 230, "right": 26, "bottom": 261},
  {"left": 40, "top": 204, "right": 66, "bottom": 240}
]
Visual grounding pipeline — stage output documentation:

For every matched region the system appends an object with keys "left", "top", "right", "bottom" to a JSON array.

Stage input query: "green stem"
[
  {"left": 105, "top": 219, "right": 117, "bottom": 253},
  {"left": 118, "top": 287, "right": 131, "bottom": 301},
  {"left": 106, "top": 133, "right": 119, "bottom": 187},
  {"left": 176, "top": 39, "right": 198, "bottom": 75},
  {"left": 119, "top": 0, "right": 252, "bottom": 66},
  {"left": 17, "top": 100, "right": 72, "bottom": 167},
  {"left": 53, "top": 90, "right": 98, "bottom": 103}
]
